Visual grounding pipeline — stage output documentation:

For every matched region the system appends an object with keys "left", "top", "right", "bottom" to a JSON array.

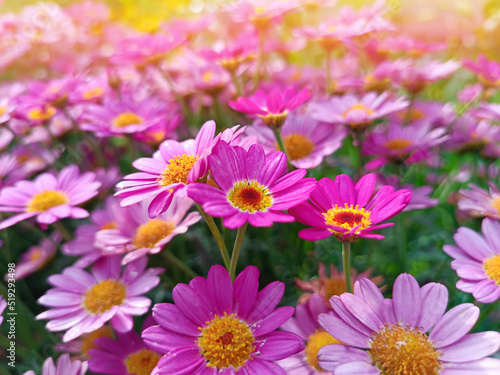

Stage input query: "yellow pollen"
[
  {"left": 83, "top": 87, "right": 104, "bottom": 100},
  {"left": 27, "top": 190, "right": 69, "bottom": 212},
  {"left": 83, "top": 280, "right": 126, "bottom": 315},
  {"left": 342, "top": 104, "right": 375, "bottom": 120},
  {"left": 277, "top": 134, "right": 314, "bottom": 160},
  {"left": 125, "top": 349, "right": 161, "bottom": 375},
  {"left": 27, "top": 106, "right": 57, "bottom": 121},
  {"left": 28, "top": 247, "right": 44, "bottom": 262},
  {"left": 0, "top": 106, "right": 7, "bottom": 117},
  {"left": 100, "top": 222, "right": 118, "bottom": 230},
  {"left": 112, "top": 112, "right": 144, "bottom": 128},
  {"left": 369, "top": 324, "right": 442, "bottom": 375},
  {"left": 202, "top": 71, "right": 213, "bottom": 83},
  {"left": 228, "top": 180, "right": 273, "bottom": 213},
  {"left": 132, "top": 219, "right": 175, "bottom": 249},
  {"left": 198, "top": 313, "right": 254, "bottom": 370},
  {"left": 81, "top": 326, "right": 114, "bottom": 357},
  {"left": 384, "top": 139, "right": 413, "bottom": 151},
  {"left": 323, "top": 204, "right": 372, "bottom": 233},
  {"left": 491, "top": 197, "right": 500, "bottom": 216},
  {"left": 305, "top": 330, "right": 343, "bottom": 372},
  {"left": 483, "top": 254, "right": 500, "bottom": 285},
  {"left": 325, "top": 276, "right": 347, "bottom": 301},
  {"left": 159, "top": 154, "right": 199, "bottom": 187}
]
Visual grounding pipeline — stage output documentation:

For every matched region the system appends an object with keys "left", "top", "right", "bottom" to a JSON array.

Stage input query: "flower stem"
[
  {"left": 402, "top": 93, "right": 416, "bottom": 126},
  {"left": 273, "top": 128, "right": 293, "bottom": 170},
  {"left": 163, "top": 250, "right": 197, "bottom": 279},
  {"left": 342, "top": 241, "right": 353, "bottom": 293},
  {"left": 196, "top": 203, "right": 231, "bottom": 270},
  {"left": 396, "top": 213, "right": 407, "bottom": 273},
  {"left": 229, "top": 223, "right": 248, "bottom": 281},
  {"left": 230, "top": 70, "right": 243, "bottom": 97},
  {"left": 52, "top": 221, "right": 72, "bottom": 242}
]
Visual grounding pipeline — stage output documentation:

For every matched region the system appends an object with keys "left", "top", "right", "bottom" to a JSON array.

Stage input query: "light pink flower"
[{"left": 23, "top": 353, "right": 87, "bottom": 375}]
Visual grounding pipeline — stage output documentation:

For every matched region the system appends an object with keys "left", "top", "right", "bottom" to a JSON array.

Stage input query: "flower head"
[
  {"left": 463, "top": 54, "right": 500, "bottom": 88},
  {"left": 289, "top": 173, "right": 411, "bottom": 242},
  {"left": 229, "top": 87, "right": 311, "bottom": 129},
  {"left": 317, "top": 274, "right": 500, "bottom": 373},
  {"left": 457, "top": 182, "right": 500, "bottom": 220},
  {"left": 444, "top": 219, "right": 500, "bottom": 303},
  {"left": 188, "top": 141, "right": 316, "bottom": 229},
  {"left": 23, "top": 353, "right": 88, "bottom": 375},
  {"left": 142, "top": 265, "right": 304, "bottom": 374},
  {"left": 12, "top": 233, "right": 61, "bottom": 280},
  {"left": 36, "top": 256, "right": 163, "bottom": 342},
  {"left": 0, "top": 165, "right": 100, "bottom": 230}
]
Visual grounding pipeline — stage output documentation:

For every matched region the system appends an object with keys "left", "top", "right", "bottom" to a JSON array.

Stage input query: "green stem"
[
  {"left": 229, "top": 223, "right": 248, "bottom": 281},
  {"left": 196, "top": 204, "right": 231, "bottom": 270},
  {"left": 273, "top": 128, "right": 293, "bottom": 170},
  {"left": 396, "top": 213, "right": 407, "bottom": 273},
  {"left": 230, "top": 70, "right": 243, "bottom": 97},
  {"left": 342, "top": 241, "right": 353, "bottom": 293},
  {"left": 402, "top": 93, "right": 416, "bottom": 126},
  {"left": 159, "top": 68, "right": 192, "bottom": 122},
  {"left": 52, "top": 221, "right": 72, "bottom": 242},
  {"left": 163, "top": 250, "right": 197, "bottom": 279}
]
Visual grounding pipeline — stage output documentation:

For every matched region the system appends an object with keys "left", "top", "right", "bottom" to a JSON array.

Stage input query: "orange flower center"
[
  {"left": 198, "top": 313, "right": 254, "bottom": 370},
  {"left": 324, "top": 276, "right": 348, "bottom": 301},
  {"left": 83, "top": 87, "right": 104, "bottom": 100},
  {"left": 27, "top": 106, "right": 57, "bottom": 121},
  {"left": 159, "top": 154, "right": 199, "bottom": 187},
  {"left": 81, "top": 326, "right": 114, "bottom": 357},
  {"left": 384, "top": 139, "right": 413, "bottom": 151},
  {"left": 100, "top": 221, "right": 118, "bottom": 230},
  {"left": 305, "top": 330, "right": 343, "bottom": 372},
  {"left": 228, "top": 180, "right": 273, "bottom": 212},
  {"left": 369, "top": 324, "right": 441, "bottom": 374},
  {"left": 277, "top": 134, "right": 314, "bottom": 160},
  {"left": 483, "top": 254, "right": 500, "bottom": 285},
  {"left": 112, "top": 112, "right": 144, "bottom": 128},
  {"left": 342, "top": 104, "right": 375, "bottom": 121},
  {"left": 397, "top": 108, "right": 425, "bottom": 122},
  {"left": 491, "top": 197, "right": 500, "bottom": 215},
  {"left": 27, "top": 190, "right": 68, "bottom": 212},
  {"left": 83, "top": 280, "right": 126, "bottom": 315},
  {"left": 323, "top": 204, "right": 372, "bottom": 233},
  {"left": 132, "top": 218, "right": 175, "bottom": 249},
  {"left": 125, "top": 349, "right": 161, "bottom": 375}
]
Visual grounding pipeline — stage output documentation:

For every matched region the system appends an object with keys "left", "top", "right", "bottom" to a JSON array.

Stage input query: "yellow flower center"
[
  {"left": 369, "top": 324, "right": 442, "bottom": 375},
  {"left": 28, "top": 247, "right": 44, "bottom": 262},
  {"left": 197, "top": 313, "right": 254, "bottom": 370},
  {"left": 342, "top": 104, "right": 375, "bottom": 120},
  {"left": 112, "top": 112, "right": 144, "bottom": 128},
  {"left": 397, "top": 108, "right": 425, "bottom": 122},
  {"left": 228, "top": 180, "right": 273, "bottom": 213},
  {"left": 277, "top": 134, "right": 314, "bottom": 160},
  {"left": 81, "top": 326, "right": 114, "bottom": 357},
  {"left": 491, "top": 197, "right": 500, "bottom": 215},
  {"left": 323, "top": 204, "right": 372, "bottom": 233},
  {"left": 384, "top": 139, "right": 413, "bottom": 151},
  {"left": 132, "top": 218, "right": 175, "bottom": 249},
  {"left": 483, "top": 254, "right": 500, "bottom": 285},
  {"left": 27, "top": 190, "right": 69, "bottom": 212},
  {"left": 202, "top": 71, "right": 213, "bottom": 83},
  {"left": 0, "top": 106, "right": 7, "bottom": 117},
  {"left": 27, "top": 106, "right": 57, "bottom": 121},
  {"left": 324, "top": 276, "right": 347, "bottom": 301},
  {"left": 305, "top": 330, "right": 343, "bottom": 372},
  {"left": 159, "top": 154, "right": 199, "bottom": 187},
  {"left": 125, "top": 349, "right": 161, "bottom": 375},
  {"left": 100, "top": 221, "right": 118, "bottom": 230},
  {"left": 83, "top": 280, "right": 126, "bottom": 315},
  {"left": 83, "top": 87, "right": 104, "bottom": 100}
]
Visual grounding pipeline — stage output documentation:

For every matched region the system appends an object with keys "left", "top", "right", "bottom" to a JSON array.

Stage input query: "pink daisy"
[
  {"left": 229, "top": 86, "right": 311, "bottom": 129},
  {"left": 317, "top": 274, "right": 500, "bottom": 374},
  {"left": 289, "top": 173, "right": 411, "bottom": 242},
  {"left": 23, "top": 354, "right": 88, "bottom": 375},
  {"left": 457, "top": 182, "right": 500, "bottom": 220},
  {"left": 89, "top": 328, "right": 161, "bottom": 375},
  {"left": 187, "top": 141, "right": 317, "bottom": 229},
  {"left": 245, "top": 112, "right": 347, "bottom": 169},
  {"left": 444, "top": 218, "right": 500, "bottom": 303},
  {"left": 278, "top": 293, "right": 339, "bottom": 375},
  {"left": 0, "top": 295, "right": 6, "bottom": 326},
  {"left": 463, "top": 54, "right": 500, "bottom": 88},
  {"left": 309, "top": 92, "right": 408, "bottom": 132},
  {"left": 36, "top": 255, "right": 164, "bottom": 342},
  {"left": 115, "top": 121, "right": 242, "bottom": 218},
  {"left": 12, "top": 233, "right": 61, "bottom": 280},
  {"left": 142, "top": 265, "right": 304, "bottom": 374},
  {"left": 95, "top": 196, "right": 201, "bottom": 265},
  {"left": 0, "top": 165, "right": 101, "bottom": 230}
]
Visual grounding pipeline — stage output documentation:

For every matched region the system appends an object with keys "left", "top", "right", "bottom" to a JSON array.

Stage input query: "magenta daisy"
[
  {"left": 309, "top": 92, "right": 408, "bottom": 132},
  {"left": 245, "top": 112, "right": 347, "bottom": 169},
  {"left": 36, "top": 255, "right": 164, "bottom": 342},
  {"left": 0, "top": 295, "right": 6, "bottom": 326},
  {"left": 463, "top": 54, "right": 500, "bottom": 88},
  {"left": 457, "top": 182, "right": 500, "bottom": 220},
  {"left": 23, "top": 354, "right": 88, "bottom": 375},
  {"left": 278, "top": 293, "right": 340, "bottom": 375},
  {"left": 187, "top": 141, "right": 317, "bottom": 229},
  {"left": 444, "top": 218, "right": 500, "bottom": 303},
  {"left": 289, "top": 173, "right": 411, "bottom": 242},
  {"left": 228, "top": 86, "right": 311, "bottom": 129},
  {"left": 12, "top": 233, "right": 60, "bottom": 280},
  {"left": 115, "top": 120, "right": 218, "bottom": 218},
  {"left": 81, "top": 93, "right": 167, "bottom": 137},
  {"left": 0, "top": 165, "right": 101, "bottom": 230},
  {"left": 95, "top": 196, "right": 201, "bottom": 265},
  {"left": 142, "top": 265, "right": 304, "bottom": 374},
  {"left": 89, "top": 328, "right": 161, "bottom": 375},
  {"left": 317, "top": 274, "right": 500, "bottom": 374}
]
